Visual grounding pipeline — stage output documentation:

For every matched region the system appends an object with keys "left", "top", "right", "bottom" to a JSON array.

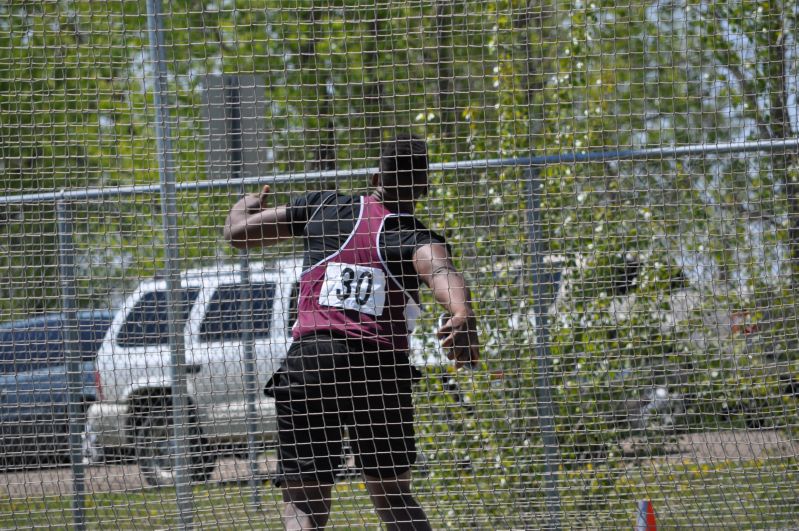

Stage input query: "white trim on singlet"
[
  {"left": 300, "top": 195, "right": 366, "bottom": 276},
  {"left": 377, "top": 213, "right": 423, "bottom": 333},
  {"left": 376, "top": 213, "right": 418, "bottom": 298},
  {"left": 307, "top": 191, "right": 338, "bottom": 225}
]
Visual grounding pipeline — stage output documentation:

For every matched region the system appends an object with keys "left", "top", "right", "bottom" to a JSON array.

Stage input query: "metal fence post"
[
  {"left": 145, "top": 0, "right": 194, "bottom": 527},
  {"left": 525, "top": 167, "right": 562, "bottom": 529},
  {"left": 223, "top": 75, "right": 264, "bottom": 509},
  {"left": 57, "top": 197, "right": 86, "bottom": 531}
]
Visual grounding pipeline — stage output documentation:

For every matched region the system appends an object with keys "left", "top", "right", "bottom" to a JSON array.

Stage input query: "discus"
[{"left": 438, "top": 312, "right": 478, "bottom": 370}]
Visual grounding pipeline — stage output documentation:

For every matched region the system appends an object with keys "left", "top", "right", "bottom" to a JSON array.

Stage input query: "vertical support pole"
[
  {"left": 525, "top": 167, "right": 562, "bottom": 529},
  {"left": 57, "top": 197, "right": 86, "bottom": 531},
  {"left": 224, "top": 75, "right": 263, "bottom": 509},
  {"left": 145, "top": 0, "right": 193, "bottom": 527}
]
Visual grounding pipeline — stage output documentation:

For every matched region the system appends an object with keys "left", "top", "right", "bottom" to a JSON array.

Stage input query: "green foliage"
[
  {"left": 674, "top": 288, "right": 799, "bottom": 432},
  {"left": 414, "top": 366, "right": 543, "bottom": 526}
]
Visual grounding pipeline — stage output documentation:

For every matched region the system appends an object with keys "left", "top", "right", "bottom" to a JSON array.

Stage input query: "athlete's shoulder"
[
  {"left": 290, "top": 191, "right": 357, "bottom": 214},
  {"left": 382, "top": 214, "right": 447, "bottom": 247},
  {"left": 292, "top": 190, "right": 349, "bottom": 207},
  {"left": 385, "top": 214, "right": 442, "bottom": 235}
]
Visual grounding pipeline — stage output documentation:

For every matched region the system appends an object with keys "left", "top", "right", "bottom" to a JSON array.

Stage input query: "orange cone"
[{"left": 635, "top": 500, "right": 657, "bottom": 530}]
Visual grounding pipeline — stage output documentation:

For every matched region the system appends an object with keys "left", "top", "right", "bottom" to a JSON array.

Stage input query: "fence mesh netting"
[{"left": 1, "top": 0, "right": 799, "bottom": 529}]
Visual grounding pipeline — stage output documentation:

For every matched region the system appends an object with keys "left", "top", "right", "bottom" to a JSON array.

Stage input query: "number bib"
[{"left": 318, "top": 262, "right": 386, "bottom": 317}]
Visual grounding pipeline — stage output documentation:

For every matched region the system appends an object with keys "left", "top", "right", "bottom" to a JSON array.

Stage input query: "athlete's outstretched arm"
[
  {"left": 413, "top": 243, "right": 480, "bottom": 369},
  {"left": 224, "top": 185, "right": 294, "bottom": 249}
]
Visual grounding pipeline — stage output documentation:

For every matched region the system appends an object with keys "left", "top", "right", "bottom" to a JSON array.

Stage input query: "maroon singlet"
[{"left": 292, "top": 195, "right": 421, "bottom": 351}]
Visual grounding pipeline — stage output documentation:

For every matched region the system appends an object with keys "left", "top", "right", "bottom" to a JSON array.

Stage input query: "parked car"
[
  {"left": 84, "top": 259, "right": 303, "bottom": 486},
  {"left": 0, "top": 310, "right": 114, "bottom": 468}
]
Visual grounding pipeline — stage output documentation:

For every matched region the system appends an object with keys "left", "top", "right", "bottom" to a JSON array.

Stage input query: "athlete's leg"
[
  {"left": 281, "top": 479, "right": 334, "bottom": 530},
  {"left": 350, "top": 348, "right": 426, "bottom": 529},
  {"left": 271, "top": 337, "right": 343, "bottom": 530},
  {"left": 363, "top": 470, "right": 431, "bottom": 531}
]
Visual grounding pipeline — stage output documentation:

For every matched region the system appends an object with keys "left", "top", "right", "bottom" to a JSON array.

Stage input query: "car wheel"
[
  {"left": 133, "top": 402, "right": 216, "bottom": 487},
  {"left": 54, "top": 403, "right": 91, "bottom": 464}
]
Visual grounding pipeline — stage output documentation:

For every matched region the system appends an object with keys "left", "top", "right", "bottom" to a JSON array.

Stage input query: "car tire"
[
  {"left": 53, "top": 402, "right": 92, "bottom": 464},
  {"left": 133, "top": 400, "right": 216, "bottom": 487}
]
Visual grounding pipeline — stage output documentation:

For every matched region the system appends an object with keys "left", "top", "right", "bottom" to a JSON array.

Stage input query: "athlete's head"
[{"left": 374, "top": 133, "right": 429, "bottom": 211}]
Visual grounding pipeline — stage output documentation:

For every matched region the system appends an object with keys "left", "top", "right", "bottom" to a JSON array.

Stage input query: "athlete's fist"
[
  {"left": 437, "top": 311, "right": 480, "bottom": 370},
  {"left": 257, "top": 184, "right": 271, "bottom": 210},
  {"left": 245, "top": 184, "right": 271, "bottom": 214}
]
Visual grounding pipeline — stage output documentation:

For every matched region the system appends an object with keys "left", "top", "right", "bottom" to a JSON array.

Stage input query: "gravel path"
[
  {"left": 621, "top": 429, "right": 799, "bottom": 463},
  {"left": 0, "top": 456, "right": 278, "bottom": 499}
]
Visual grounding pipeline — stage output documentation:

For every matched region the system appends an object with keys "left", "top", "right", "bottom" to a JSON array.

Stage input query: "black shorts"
[{"left": 266, "top": 332, "right": 418, "bottom": 485}]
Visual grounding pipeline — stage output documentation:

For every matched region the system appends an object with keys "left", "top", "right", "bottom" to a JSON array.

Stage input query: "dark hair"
[{"left": 379, "top": 133, "right": 428, "bottom": 199}]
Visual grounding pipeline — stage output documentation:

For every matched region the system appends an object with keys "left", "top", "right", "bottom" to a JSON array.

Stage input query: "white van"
[
  {"left": 84, "top": 258, "right": 302, "bottom": 486},
  {"left": 84, "top": 257, "right": 445, "bottom": 486}
]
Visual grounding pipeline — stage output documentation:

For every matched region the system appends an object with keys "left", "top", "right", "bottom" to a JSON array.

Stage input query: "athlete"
[{"left": 224, "top": 133, "right": 479, "bottom": 530}]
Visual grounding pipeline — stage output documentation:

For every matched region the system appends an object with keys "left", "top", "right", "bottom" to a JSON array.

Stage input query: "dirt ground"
[
  {"left": 673, "top": 429, "right": 799, "bottom": 462},
  {"left": 0, "top": 456, "right": 279, "bottom": 499},
  {"left": 2, "top": 430, "right": 797, "bottom": 499},
  {"left": 622, "top": 429, "right": 799, "bottom": 463}
]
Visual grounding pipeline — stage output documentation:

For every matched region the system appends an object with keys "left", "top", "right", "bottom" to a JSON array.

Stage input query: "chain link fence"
[{"left": 2, "top": 0, "right": 799, "bottom": 529}]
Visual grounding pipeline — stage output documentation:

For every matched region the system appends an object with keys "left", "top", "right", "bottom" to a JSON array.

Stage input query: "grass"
[
  {"left": 608, "top": 457, "right": 799, "bottom": 528},
  {"left": 555, "top": 456, "right": 799, "bottom": 529},
  {"left": 0, "top": 481, "right": 380, "bottom": 530},
  {"left": 0, "top": 457, "right": 797, "bottom": 530}
]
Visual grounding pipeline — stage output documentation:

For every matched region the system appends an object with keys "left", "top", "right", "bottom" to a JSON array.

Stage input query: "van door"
[
  {"left": 112, "top": 283, "right": 202, "bottom": 398},
  {"left": 249, "top": 271, "right": 296, "bottom": 437},
  {"left": 265, "top": 276, "right": 299, "bottom": 378},
  {"left": 189, "top": 277, "right": 279, "bottom": 440}
]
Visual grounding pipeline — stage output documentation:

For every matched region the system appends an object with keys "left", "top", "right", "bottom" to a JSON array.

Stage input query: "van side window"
[
  {"left": 117, "top": 288, "right": 200, "bottom": 347},
  {"left": 77, "top": 315, "right": 114, "bottom": 361},
  {"left": 200, "top": 283, "right": 276, "bottom": 342}
]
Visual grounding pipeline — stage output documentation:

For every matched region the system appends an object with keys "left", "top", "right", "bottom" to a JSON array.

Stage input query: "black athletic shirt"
[{"left": 285, "top": 191, "right": 448, "bottom": 298}]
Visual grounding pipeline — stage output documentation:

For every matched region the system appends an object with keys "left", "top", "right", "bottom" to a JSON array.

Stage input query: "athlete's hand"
[
  {"left": 247, "top": 184, "right": 270, "bottom": 214},
  {"left": 437, "top": 311, "right": 480, "bottom": 370},
  {"left": 245, "top": 184, "right": 271, "bottom": 214},
  {"left": 258, "top": 184, "right": 272, "bottom": 210}
]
